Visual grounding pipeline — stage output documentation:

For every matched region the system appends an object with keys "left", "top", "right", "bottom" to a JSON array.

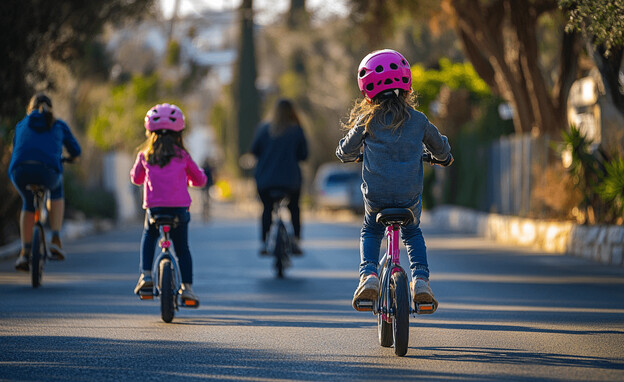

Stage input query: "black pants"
[{"left": 258, "top": 187, "right": 301, "bottom": 242}]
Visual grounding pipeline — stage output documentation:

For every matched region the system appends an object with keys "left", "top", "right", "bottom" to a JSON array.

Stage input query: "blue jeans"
[
  {"left": 360, "top": 198, "right": 430, "bottom": 280},
  {"left": 140, "top": 207, "right": 193, "bottom": 284}
]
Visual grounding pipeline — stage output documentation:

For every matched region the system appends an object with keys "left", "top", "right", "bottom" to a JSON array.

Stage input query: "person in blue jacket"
[
  {"left": 9, "top": 93, "right": 82, "bottom": 271},
  {"left": 251, "top": 99, "right": 308, "bottom": 255}
]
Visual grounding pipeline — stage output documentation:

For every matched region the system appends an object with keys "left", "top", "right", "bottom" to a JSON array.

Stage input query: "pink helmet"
[
  {"left": 357, "top": 49, "right": 412, "bottom": 100},
  {"left": 144, "top": 103, "right": 185, "bottom": 132}
]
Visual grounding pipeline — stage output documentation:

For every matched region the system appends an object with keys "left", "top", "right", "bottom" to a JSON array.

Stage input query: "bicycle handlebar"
[{"left": 423, "top": 152, "right": 453, "bottom": 167}]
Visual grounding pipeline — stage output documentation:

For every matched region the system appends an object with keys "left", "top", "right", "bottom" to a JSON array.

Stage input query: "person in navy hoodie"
[
  {"left": 251, "top": 99, "right": 308, "bottom": 255},
  {"left": 9, "top": 93, "right": 81, "bottom": 271}
]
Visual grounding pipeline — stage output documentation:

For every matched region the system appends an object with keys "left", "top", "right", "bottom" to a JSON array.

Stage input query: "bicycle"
[
  {"left": 26, "top": 157, "right": 74, "bottom": 288},
  {"left": 137, "top": 212, "right": 198, "bottom": 323},
  {"left": 263, "top": 189, "right": 295, "bottom": 279},
  {"left": 353, "top": 151, "right": 450, "bottom": 356}
]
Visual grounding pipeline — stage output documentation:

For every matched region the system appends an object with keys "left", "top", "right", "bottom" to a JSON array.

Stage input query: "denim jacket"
[{"left": 336, "top": 108, "right": 450, "bottom": 209}]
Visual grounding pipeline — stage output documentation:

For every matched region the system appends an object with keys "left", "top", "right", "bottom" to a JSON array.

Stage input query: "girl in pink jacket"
[{"left": 130, "top": 104, "right": 207, "bottom": 305}]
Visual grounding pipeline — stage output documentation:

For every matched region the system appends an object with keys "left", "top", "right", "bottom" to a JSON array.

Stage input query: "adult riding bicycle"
[
  {"left": 25, "top": 157, "right": 74, "bottom": 288},
  {"left": 136, "top": 212, "right": 198, "bottom": 323}
]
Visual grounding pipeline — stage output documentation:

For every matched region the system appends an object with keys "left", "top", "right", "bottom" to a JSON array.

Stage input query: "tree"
[
  {"left": 560, "top": 0, "right": 624, "bottom": 115},
  {"left": 0, "top": 0, "right": 155, "bottom": 130},
  {"left": 232, "top": 0, "right": 260, "bottom": 173},
  {"left": 0, "top": 0, "right": 155, "bottom": 246}
]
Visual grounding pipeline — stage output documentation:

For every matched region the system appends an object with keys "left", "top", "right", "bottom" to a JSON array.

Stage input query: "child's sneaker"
[
  {"left": 180, "top": 283, "right": 200, "bottom": 308},
  {"left": 15, "top": 251, "right": 29, "bottom": 272},
  {"left": 411, "top": 278, "right": 438, "bottom": 314},
  {"left": 352, "top": 273, "right": 379, "bottom": 311},
  {"left": 134, "top": 273, "right": 153, "bottom": 296},
  {"left": 48, "top": 235, "right": 65, "bottom": 261}
]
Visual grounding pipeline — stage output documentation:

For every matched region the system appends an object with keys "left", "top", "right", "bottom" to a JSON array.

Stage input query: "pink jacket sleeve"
[
  {"left": 185, "top": 153, "right": 208, "bottom": 188},
  {"left": 130, "top": 152, "right": 146, "bottom": 185}
]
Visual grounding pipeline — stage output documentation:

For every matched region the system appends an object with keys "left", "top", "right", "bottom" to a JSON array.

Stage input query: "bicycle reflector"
[{"left": 163, "top": 226, "right": 170, "bottom": 233}]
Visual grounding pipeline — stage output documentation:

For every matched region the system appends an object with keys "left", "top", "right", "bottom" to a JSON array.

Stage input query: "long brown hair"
[
  {"left": 342, "top": 90, "right": 418, "bottom": 136},
  {"left": 27, "top": 93, "right": 55, "bottom": 128},
  {"left": 270, "top": 99, "right": 300, "bottom": 136},
  {"left": 138, "top": 130, "right": 187, "bottom": 167}
]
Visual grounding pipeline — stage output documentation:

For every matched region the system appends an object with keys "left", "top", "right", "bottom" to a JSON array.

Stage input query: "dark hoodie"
[{"left": 9, "top": 111, "right": 81, "bottom": 176}]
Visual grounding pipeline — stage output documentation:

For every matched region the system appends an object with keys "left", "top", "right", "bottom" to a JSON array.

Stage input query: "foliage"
[
  {"left": 88, "top": 74, "right": 167, "bottom": 152},
  {"left": 559, "top": 0, "right": 624, "bottom": 56},
  {"left": 0, "top": 0, "right": 155, "bottom": 129},
  {"left": 64, "top": 169, "right": 116, "bottom": 219},
  {"left": 166, "top": 40, "right": 181, "bottom": 66},
  {"left": 412, "top": 58, "right": 491, "bottom": 116},
  {"left": 595, "top": 157, "right": 624, "bottom": 220},
  {"left": 560, "top": 125, "right": 622, "bottom": 224}
]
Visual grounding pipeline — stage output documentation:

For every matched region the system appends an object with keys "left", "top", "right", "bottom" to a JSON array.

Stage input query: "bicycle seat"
[
  {"left": 376, "top": 208, "right": 414, "bottom": 226},
  {"left": 26, "top": 184, "right": 47, "bottom": 192},
  {"left": 149, "top": 214, "right": 179, "bottom": 228},
  {"left": 269, "top": 189, "right": 289, "bottom": 201}
]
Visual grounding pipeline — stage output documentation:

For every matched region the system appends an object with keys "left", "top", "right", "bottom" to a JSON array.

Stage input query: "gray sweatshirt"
[{"left": 336, "top": 108, "right": 450, "bottom": 209}]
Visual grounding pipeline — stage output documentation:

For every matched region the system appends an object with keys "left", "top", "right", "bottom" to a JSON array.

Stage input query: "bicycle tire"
[
  {"left": 378, "top": 267, "right": 393, "bottom": 347},
  {"left": 160, "top": 258, "right": 175, "bottom": 323},
  {"left": 274, "top": 221, "right": 289, "bottom": 278},
  {"left": 31, "top": 226, "right": 44, "bottom": 288},
  {"left": 391, "top": 271, "right": 410, "bottom": 356}
]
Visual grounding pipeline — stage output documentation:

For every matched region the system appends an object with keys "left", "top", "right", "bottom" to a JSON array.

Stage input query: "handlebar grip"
[{"left": 423, "top": 153, "right": 453, "bottom": 166}]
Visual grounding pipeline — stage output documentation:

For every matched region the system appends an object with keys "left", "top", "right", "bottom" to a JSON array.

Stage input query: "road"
[{"left": 1, "top": 204, "right": 623, "bottom": 381}]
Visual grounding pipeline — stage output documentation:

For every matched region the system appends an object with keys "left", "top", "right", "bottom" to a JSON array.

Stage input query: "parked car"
[{"left": 314, "top": 163, "right": 364, "bottom": 213}]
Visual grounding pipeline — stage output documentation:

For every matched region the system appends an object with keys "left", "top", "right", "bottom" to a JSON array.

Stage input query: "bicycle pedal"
[
  {"left": 354, "top": 299, "right": 375, "bottom": 312},
  {"left": 415, "top": 302, "right": 436, "bottom": 314},
  {"left": 180, "top": 298, "right": 199, "bottom": 308}
]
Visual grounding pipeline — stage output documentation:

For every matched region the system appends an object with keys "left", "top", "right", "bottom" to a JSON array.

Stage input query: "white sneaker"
[
  {"left": 411, "top": 278, "right": 438, "bottom": 313},
  {"left": 352, "top": 273, "right": 379, "bottom": 310}
]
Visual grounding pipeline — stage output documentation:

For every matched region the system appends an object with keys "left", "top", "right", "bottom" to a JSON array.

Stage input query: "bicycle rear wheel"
[
  {"left": 31, "top": 226, "right": 45, "bottom": 288},
  {"left": 274, "top": 221, "right": 289, "bottom": 278},
  {"left": 391, "top": 271, "right": 410, "bottom": 356},
  {"left": 159, "top": 258, "right": 175, "bottom": 323}
]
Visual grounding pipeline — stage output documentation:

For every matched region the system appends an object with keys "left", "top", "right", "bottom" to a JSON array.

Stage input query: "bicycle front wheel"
[
  {"left": 378, "top": 267, "right": 393, "bottom": 347},
  {"left": 31, "top": 226, "right": 45, "bottom": 288},
  {"left": 391, "top": 271, "right": 410, "bottom": 356},
  {"left": 159, "top": 258, "right": 176, "bottom": 323}
]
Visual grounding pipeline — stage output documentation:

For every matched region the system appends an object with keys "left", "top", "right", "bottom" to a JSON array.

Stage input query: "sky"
[{"left": 160, "top": 0, "right": 349, "bottom": 24}]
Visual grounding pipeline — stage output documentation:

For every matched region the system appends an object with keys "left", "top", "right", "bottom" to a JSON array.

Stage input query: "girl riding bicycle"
[
  {"left": 130, "top": 103, "right": 207, "bottom": 305},
  {"left": 336, "top": 49, "right": 453, "bottom": 312}
]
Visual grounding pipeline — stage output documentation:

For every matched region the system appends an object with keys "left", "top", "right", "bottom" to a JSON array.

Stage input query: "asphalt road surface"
[{"left": 1, "top": 204, "right": 623, "bottom": 381}]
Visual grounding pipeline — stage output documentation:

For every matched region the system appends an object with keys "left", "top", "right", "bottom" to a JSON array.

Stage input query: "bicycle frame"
[
  {"left": 378, "top": 224, "right": 408, "bottom": 320},
  {"left": 150, "top": 224, "right": 183, "bottom": 299}
]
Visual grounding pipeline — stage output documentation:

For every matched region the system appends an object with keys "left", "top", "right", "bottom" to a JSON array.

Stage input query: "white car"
[{"left": 314, "top": 163, "right": 364, "bottom": 213}]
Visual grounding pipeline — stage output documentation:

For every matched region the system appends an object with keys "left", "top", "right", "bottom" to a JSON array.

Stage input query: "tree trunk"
[
  {"left": 448, "top": 0, "right": 576, "bottom": 136},
  {"left": 233, "top": 0, "right": 260, "bottom": 172}
]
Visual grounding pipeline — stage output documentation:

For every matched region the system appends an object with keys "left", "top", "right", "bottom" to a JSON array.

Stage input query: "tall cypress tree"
[{"left": 232, "top": 0, "right": 260, "bottom": 173}]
